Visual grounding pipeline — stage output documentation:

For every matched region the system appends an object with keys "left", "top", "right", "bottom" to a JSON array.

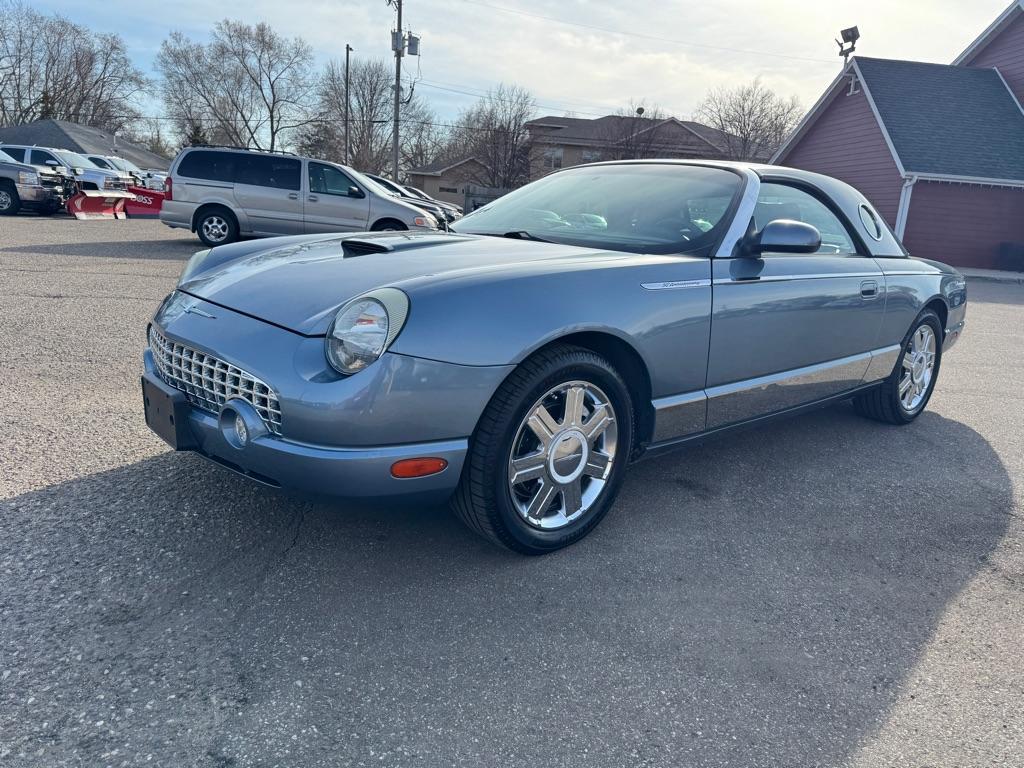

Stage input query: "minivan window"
[
  {"left": 177, "top": 150, "right": 237, "bottom": 183},
  {"left": 3, "top": 147, "right": 25, "bottom": 162},
  {"left": 309, "top": 162, "right": 359, "bottom": 196},
  {"left": 235, "top": 154, "right": 301, "bottom": 190}
]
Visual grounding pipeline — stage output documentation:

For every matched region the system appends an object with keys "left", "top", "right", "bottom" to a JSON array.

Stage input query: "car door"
[
  {"left": 304, "top": 162, "right": 371, "bottom": 233},
  {"left": 232, "top": 154, "right": 304, "bottom": 235},
  {"left": 29, "top": 148, "right": 65, "bottom": 175},
  {"left": 706, "top": 180, "right": 886, "bottom": 429}
]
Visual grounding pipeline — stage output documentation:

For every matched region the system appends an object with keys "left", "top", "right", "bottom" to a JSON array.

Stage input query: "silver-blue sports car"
[{"left": 142, "top": 160, "right": 967, "bottom": 553}]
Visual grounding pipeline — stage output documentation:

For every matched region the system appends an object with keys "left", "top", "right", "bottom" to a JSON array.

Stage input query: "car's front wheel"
[
  {"left": 0, "top": 182, "right": 20, "bottom": 216},
  {"left": 855, "top": 309, "right": 943, "bottom": 424},
  {"left": 452, "top": 344, "right": 635, "bottom": 554}
]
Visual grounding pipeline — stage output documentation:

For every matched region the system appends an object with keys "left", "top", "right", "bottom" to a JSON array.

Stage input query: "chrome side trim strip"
[
  {"left": 705, "top": 351, "right": 873, "bottom": 430},
  {"left": 862, "top": 344, "right": 901, "bottom": 382},
  {"left": 713, "top": 271, "right": 882, "bottom": 285},
  {"left": 879, "top": 270, "right": 936, "bottom": 276},
  {"left": 651, "top": 390, "right": 707, "bottom": 442},
  {"left": 641, "top": 279, "right": 712, "bottom": 290}
]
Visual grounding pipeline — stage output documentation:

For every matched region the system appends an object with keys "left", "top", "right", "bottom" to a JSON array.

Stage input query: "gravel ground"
[{"left": 1, "top": 216, "right": 1021, "bottom": 767}]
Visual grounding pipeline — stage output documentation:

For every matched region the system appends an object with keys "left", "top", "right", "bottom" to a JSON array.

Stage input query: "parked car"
[
  {"left": 142, "top": 160, "right": 967, "bottom": 553},
  {"left": 363, "top": 173, "right": 455, "bottom": 226},
  {"left": 403, "top": 183, "right": 463, "bottom": 218},
  {"left": 0, "top": 144, "right": 129, "bottom": 193},
  {"left": 0, "top": 148, "right": 64, "bottom": 215},
  {"left": 87, "top": 154, "right": 167, "bottom": 190},
  {"left": 159, "top": 146, "right": 439, "bottom": 246}
]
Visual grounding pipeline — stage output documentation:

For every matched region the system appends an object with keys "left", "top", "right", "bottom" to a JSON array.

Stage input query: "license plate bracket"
[{"left": 142, "top": 376, "right": 196, "bottom": 450}]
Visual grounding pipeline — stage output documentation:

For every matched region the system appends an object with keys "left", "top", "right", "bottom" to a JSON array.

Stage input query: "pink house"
[{"left": 773, "top": 1, "right": 1024, "bottom": 270}]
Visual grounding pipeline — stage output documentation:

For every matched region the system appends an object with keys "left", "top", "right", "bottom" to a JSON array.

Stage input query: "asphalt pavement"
[{"left": 1, "top": 216, "right": 1021, "bottom": 767}]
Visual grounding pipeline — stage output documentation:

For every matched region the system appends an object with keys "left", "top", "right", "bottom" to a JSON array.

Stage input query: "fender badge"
[{"left": 641, "top": 279, "right": 712, "bottom": 290}]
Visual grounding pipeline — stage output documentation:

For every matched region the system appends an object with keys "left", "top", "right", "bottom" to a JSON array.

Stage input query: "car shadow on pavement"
[
  {"left": 1, "top": 240, "right": 197, "bottom": 260},
  {"left": 0, "top": 403, "right": 1013, "bottom": 767}
]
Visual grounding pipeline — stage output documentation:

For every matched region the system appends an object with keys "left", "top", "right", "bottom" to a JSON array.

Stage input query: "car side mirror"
[
  {"left": 348, "top": 185, "right": 365, "bottom": 199},
  {"left": 746, "top": 219, "right": 821, "bottom": 256},
  {"left": 45, "top": 160, "right": 59, "bottom": 166}
]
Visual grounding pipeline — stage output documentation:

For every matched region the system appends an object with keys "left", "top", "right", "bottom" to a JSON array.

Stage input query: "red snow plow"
[
  {"left": 124, "top": 186, "right": 166, "bottom": 218},
  {"left": 66, "top": 188, "right": 136, "bottom": 220}
]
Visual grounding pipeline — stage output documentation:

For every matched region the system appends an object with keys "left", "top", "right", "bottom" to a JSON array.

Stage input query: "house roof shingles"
[
  {"left": 856, "top": 56, "right": 1024, "bottom": 181},
  {"left": 0, "top": 119, "right": 170, "bottom": 170},
  {"left": 526, "top": 115, "right": 731, "bottom": 151}
]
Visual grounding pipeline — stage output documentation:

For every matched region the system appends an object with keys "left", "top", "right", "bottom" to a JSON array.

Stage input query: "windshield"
[
  {"left": 452, "top": 164, "right": 741, "bottom": 255},
  {"left": 0, "top": 149, "right": 17, "bottom": 164},
  {"left": 108, "top": 156, "right": 142, "bottom": 173},
  {"left": 54, "top": 150, "right": 100, "bottom": 169}
]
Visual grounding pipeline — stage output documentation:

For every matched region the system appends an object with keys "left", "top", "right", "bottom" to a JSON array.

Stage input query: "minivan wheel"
[
  {"left": 370, "top": 218, "right": 408, "bottom": 232},
  {"left": 0, "top": 182, "right": 20, "bottom": 215},
  {"left": 452, "top": 344, "right": 635, "bottom": 554},
  {"left": 854, "top": 309, "right": 943, "bottom": 425},
  {"left": 196, "top": 208, "right": 239, "bottom": 246}
]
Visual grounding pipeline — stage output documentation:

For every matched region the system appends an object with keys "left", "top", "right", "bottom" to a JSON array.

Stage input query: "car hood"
[{"left": 178, "top": 232, "right": 616, "bottom": 335}]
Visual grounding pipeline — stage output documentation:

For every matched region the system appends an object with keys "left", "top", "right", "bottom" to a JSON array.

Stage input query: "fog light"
[
  {"left": 234, "top": 414, "right": 248, "bottom": 446},
  {"left": 391, "top": 457, "right": 448, "bottom": 478}
]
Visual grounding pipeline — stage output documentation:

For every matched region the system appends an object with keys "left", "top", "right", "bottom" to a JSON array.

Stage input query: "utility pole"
[
  {"left": 344, "top": 44, "right": 353, "bottom": 165},
  {"left": 391, "top": 0, "right": 403, "bottom": 180}
]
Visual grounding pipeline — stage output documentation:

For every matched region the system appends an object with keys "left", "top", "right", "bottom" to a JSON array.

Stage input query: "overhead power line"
[{"left": 456, "top": 0, "right": 836, "bottom": 65}]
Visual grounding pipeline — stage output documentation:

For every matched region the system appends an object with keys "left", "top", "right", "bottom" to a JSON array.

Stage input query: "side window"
[
  {"left": 30, "top": 149, "right": 59, "bottom": 167},
  {"left": 176, "top": 150, "right": 236, "bottom": 183},
  {"left": 3, "top": 147, "right": 25, "bottom": 162},
  {"left": 235, "top": 155, "right": 301, "bottom": 190},
  {"left": 91, "top": 157, "right": 112, "bottom": 169},
  {"left": 309, "top": 162, "right": 358, "bottom": 196},
  {"left": 755, "top": 182, "right": 858, "bottom": 255}
]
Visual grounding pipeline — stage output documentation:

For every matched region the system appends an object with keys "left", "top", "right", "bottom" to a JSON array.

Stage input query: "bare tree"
[
  {"left": 295, "top": 58, "right": 441, "bottom": 176},
  {"left": 156, "top": 21, "right": 316, "bottom": 151},
  {"left": 443, "top": 83, "right": 535, "bottom": 189},
  {"left": 694, "top": 78, "right": 802, "bottom": 161},
  {"left": 0, "top": 1, "right": 148, "bottom": 131}
]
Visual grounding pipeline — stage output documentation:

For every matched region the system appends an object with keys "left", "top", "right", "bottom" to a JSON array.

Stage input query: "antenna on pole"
[{"left": 836, "top": 26, "right": 859, "bottom": 67}]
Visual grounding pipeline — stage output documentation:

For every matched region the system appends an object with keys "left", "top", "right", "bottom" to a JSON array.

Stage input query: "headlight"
[
  {"left": 325, "top": 288, "right": 410, "bottom": 374},
  {"left": 18, "top": 171, "right": 39, "bottom": 185}
]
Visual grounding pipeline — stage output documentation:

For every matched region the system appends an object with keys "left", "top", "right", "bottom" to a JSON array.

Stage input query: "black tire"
[
  {"left": 370, "top": 218, "right": 408, "bottom": 232},
  {"left": 452, "top": 344, "right": 635, "bottom": 554},
  {"left": 195, "top": 206, "right": 239, "bottom": 247},
  {"left": 855, "top": 309, "right": 943, "bottom": 425},
  {"left": 0, "top": 181, "right": 21, "bottom": 216}
]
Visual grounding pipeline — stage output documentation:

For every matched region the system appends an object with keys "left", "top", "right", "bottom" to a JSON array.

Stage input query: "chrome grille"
[{"left": 148, "top": 326, "right": 282, "bottom": 434}]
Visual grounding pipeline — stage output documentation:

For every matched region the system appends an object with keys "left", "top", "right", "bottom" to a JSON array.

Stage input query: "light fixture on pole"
[
  {"left": 344, "top": 44, "right": 353, "bottom": 166},
  {"left": 836, "top": 26, "right": 859, "bottom": 67}
]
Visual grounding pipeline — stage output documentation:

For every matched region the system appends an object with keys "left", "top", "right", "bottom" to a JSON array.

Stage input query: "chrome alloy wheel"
[
  {"left": 0, "top": 190, "right": 12, "bottom": 211},
  {"left": 507, "top": 381, "right": 618, "bottom": 530},
  {"left": 899, "top": 324, "right": 936, "bottom": 412},
  {"left": 201, "top": 215, "right": 230, "bottom": 243}
]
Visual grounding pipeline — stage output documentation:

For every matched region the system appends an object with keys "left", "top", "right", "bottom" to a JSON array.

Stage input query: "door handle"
[
  {"left": 308, "top": 195, "right": 318, "bottom": 202},
  {"left": 860, "top": 280, "right": 879, "bottom": 299},
  {"left": 287, "top": 192, "right": 298, "bottom": 200}
]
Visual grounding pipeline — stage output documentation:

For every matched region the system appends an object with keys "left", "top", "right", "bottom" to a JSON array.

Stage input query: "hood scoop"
[{"left": 342, "top": 238, "right": 393, "bottom": 258}]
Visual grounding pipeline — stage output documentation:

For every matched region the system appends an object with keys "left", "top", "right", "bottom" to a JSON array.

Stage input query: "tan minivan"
[{"left": 160, "top": 146, "right": 439, "bottom": 246}]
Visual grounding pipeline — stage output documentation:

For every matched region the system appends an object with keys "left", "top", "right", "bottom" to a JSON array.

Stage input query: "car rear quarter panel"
[
  {"left": 876, "top": 258, "right": 962, "bottom": 346},
  {"left": 390, "top": 255, "right": 714, "bottom": 398}
]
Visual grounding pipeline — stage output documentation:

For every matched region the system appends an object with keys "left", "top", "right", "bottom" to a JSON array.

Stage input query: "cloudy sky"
[{"left": 34, "top": 0, "right": 1011, "bottom": 121}]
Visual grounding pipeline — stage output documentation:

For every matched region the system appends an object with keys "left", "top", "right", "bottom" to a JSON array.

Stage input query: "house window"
[
  {"left": 439, "top": 186, "right": 458, "bottom": 193},
  {"left": 542, "top": 147, "right": 563, "bottom": 169},
  {"left": 581, "top": 150, "right": 602, "bottom": 163}
]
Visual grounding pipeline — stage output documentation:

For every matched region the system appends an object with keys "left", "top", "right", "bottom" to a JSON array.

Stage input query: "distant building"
[
  {"left": 0, "top": 119, "right": 170, "bottom": 171},
  {"left": 406, "top": 156, "right": 490, "bottom": 206},
  {"left": 524, "top": 114, "right": 732, "bottom": 181},
  {"left": 773, "top": 1, "right": 1024, "bottom": 270}
]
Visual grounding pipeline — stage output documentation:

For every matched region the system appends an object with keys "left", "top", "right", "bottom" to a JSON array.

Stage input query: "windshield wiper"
[{"left": 500, "top": 230, "right": 550, "bottom": 242}]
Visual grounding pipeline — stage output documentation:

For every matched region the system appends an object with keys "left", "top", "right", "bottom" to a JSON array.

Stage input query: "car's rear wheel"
[
  {"left": 0, "top": 182, "right": 20, "bottom": 216},
  {"left": 196, "top": 207, "right": 239, "bottom": 246},
  {"left": 855, "top": 309, "right": 942, "bottom": 424},
  {"left": 452, "top": 344, "right": 634, "bottom": 554}
]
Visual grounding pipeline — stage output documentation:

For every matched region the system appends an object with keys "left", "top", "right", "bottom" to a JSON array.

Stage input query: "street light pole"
[
  {"left": 391, "top": 0, "right": 403, "bottom": 180},
  {"left": 344, "top": 43, "right": 353, "bottom": 165}
]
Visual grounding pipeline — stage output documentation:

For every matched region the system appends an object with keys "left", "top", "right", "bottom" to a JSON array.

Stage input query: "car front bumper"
[
  {"left": 143, "top": 294, "right": 514, "bottom": 501},
  {"left": 15, "top": 183, "right": 58, "bottom": 207}
]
